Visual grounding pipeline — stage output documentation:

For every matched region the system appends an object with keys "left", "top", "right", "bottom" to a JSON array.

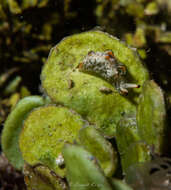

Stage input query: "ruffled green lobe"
[
  {"left": 1, "top": 96, "right": 45, "bottom": 170},
  {"left": 137, "top": 80, "right": 167, "bottom": 154},
  {"left": 19, "top": 105, "right": 86, "bottom": 177},
  {"left": 41, "top": 30, "right": 149, "bottom": 137}
]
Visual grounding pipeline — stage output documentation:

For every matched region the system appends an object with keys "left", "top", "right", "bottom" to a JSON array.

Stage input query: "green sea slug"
[{"left": 1, "top": 96, "right": 48, "bottom": 170}]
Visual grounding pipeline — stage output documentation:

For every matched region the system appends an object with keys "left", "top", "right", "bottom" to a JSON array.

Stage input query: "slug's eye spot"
[{"left": 117, "top": 65, "right": 126, "bottom": 75}]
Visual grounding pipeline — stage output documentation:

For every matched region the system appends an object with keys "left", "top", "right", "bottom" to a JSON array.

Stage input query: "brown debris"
[{"left": 0, "top": 153, "right": 26, "bottom": 190}]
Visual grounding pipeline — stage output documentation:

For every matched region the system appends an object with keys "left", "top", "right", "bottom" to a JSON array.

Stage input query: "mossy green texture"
[
  {"left": 137, "top": 80, "right": 167, "bottom": 153},
  {"left": 116, "top": 115, "right": 150, "bottom": 173},
  {"left": 19, "top": 105, "right": 86, "bottom": 177},
  {"left": 78, "top": 126, "right": 118, "bottom": 177},
  {"left": 1, "top": 96, "right": 46, "bottom": 170},
  {"left": 24, "top": 163, "right": 67, "bottom": 190},
  {"left": 41, "top": 30, "right": 149, "bottom": 137},
  {"left": 62, "top": 144, "right": 113, "bottom": 190}
]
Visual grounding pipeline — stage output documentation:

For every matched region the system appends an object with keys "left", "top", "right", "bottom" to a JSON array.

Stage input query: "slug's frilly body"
[{"left": 78, "top": 50, "right": 140, "bottom": 95}]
